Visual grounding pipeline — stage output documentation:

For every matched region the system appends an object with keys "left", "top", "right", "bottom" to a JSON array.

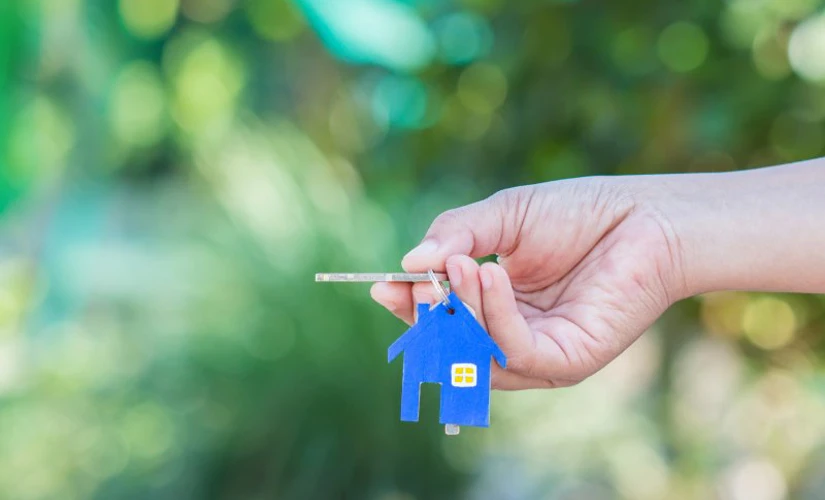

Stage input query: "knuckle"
[
  {"left": 488, "top": 188, "right": 510, "bottom": 206},
  {"left": 431, "top": 208, "right": 463, "bottom": 231},
  {"left": 488, "top": 188, "right": 517, "bottom": 218},
  {"left": 491, "top": 186, "right": 520, "bottom": 204}
]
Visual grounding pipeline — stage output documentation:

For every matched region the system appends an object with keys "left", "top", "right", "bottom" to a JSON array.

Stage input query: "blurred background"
[{"left": 1, "top": 0, "right": 825, "bottom": 498}]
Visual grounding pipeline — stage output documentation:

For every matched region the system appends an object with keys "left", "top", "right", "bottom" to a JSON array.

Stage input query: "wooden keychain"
[{"left": 316, "top": 270, "right": 507, "bottom": 435}]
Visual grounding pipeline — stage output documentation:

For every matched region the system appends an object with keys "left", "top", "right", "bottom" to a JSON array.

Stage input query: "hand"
[{"left": 371, "top": 177, "right": 687, "bottom": 389}]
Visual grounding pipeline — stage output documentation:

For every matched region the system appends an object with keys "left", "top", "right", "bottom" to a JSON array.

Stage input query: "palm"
[{"left": 501, "top": 186, "right": 680, "bottom": 385}]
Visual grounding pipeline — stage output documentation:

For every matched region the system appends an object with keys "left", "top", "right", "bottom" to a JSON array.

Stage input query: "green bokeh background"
[{"left": 2, "top": 0, "right": 825, "bottom": 498}]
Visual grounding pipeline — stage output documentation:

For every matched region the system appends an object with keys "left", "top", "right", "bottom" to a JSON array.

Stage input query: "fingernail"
[
  {"left": 446, "top": 263, "right": 462, "bottom": 287},
  {"left": 403, "top": 239, "right": 439, "bottom": 262},
  {"left": 480, "top": 268, "right": 493, "bottom": 290}
]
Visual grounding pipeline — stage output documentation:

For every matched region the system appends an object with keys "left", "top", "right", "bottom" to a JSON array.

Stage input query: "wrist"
[
  {"left": 620, "top": 173, "right": 706, "bottom": 300},
  {"left": 638, "top": 170, "right": 743, "bottom": 297},
  {"left": 633, "top": 161, "right": 825, "bottom": 297}
]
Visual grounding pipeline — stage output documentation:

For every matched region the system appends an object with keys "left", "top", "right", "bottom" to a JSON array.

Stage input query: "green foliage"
[{"left": 1, "top": 0, "right": 825, "bottom": 498}]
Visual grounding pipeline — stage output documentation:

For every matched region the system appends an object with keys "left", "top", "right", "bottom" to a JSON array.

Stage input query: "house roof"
[{"left": 387, "top": 292, "right": 507, "bottom": 368}]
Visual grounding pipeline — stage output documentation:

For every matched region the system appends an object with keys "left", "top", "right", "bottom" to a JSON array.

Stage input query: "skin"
[{"left": 370, "top": 159, "right": 825, "bottom": 390}]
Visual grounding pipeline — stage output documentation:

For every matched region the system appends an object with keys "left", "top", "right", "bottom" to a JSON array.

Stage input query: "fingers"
[
  {"left": 478, "top": 262, "right": 537, "bottom": 368},
  {"left": 477, "top": 262, "right": 584, "bottom": 384},
  {"left": 447, "top": 257, "right": 552, "bottom": 389},
  {"left": 411, "top": 282, "right": 440, "bottom": 321},
  {"left": 370, "top": 282, "right": 414, "bottom": 325},
  {"left": 445, "top": 255, "right": 484, "bottom": 326},
  {"left": 447, "top": 257, "right": 540, "bottom": 390},
  {"left": 371, "top": 255, "right": 490, "bottom": 326},
  {"left": 402, "top": 189, "right": 528, "bottom": 273},
  {"left": 373, "top": 259, "right": 579, "bottom": 389},
  {"left": 480, "top": 262, "right": 601, "bottom": 383},
  {"left": 368, "top": 280, "right": 446, "bottom": 325}
]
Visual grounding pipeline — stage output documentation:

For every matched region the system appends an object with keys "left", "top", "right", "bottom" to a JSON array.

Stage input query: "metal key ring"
[{"left": 428, "top": 269, "right": 451, "bottom": 307}]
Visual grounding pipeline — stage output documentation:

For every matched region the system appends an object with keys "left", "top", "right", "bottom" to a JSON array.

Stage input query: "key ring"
[{"left": 428, "top": 269, "right": 451, "bottom": 307}]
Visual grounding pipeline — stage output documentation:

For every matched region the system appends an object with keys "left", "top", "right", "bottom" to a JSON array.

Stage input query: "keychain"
[{"left": 316, "top": 270, "right": 507, "bottom": 435}]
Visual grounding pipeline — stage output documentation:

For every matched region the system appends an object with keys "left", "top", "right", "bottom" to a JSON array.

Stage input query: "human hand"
[{"left": 371, "top": 178, "right": 687, "bottom": 389}]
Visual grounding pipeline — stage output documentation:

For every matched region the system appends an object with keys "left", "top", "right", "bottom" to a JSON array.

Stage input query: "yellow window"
[{"left": 451, "top": 363, "right": 478, "bottom": 387}]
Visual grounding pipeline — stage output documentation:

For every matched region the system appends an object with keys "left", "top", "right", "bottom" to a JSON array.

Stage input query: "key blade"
[{"left": 315, "top": 272, "right": 448, "bottom": 283}]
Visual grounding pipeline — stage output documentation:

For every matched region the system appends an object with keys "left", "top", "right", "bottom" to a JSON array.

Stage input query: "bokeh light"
[
  {"left": 119, "top": 0, "right": 180, "bottom": 39},
  {"left": 7, "top": 96, "right": 73, "bottom": 187},
  {"left": 720, "top": 457, "right": 788, "bottom": 500},
  {"left": 109, "top": 61, "right": 167, "bottom": 148},
  {"left": 371, "top": 74, "right": 430, "bottom": 129},
  {"left": 181, "top": 0, "right": 234, "bottom": 24},
  {"left": 752, "top": 27, "right": 791, "bottom": 80},
  {"left": 743, "top": 296, "right": 797, "bottom": 350},
  {"left": 434, "top": 12, "right": 494, "bottom": 65},
  {"left": 296, "top": 0, "right": 436, "bottom": 71},
  {"left": 246, "top": 0, "right": 305, "bottom": 41},
  {"left": 701, "top": 291, "right": 749, "bottom": 337},
  {"left": 457, "top": 62, "right": 508, "bottom": 115},
  {"left": 612, "top": 27, "right": 657, "bottom": 75},
  {"left": 788, "top": 14, "right": 825, "bottom": 82},
  {"left": 720, "top": 1, "right": 770, "bottom": 50},
  {"left": 165, "top": 32, "right": 246, "bottom": 134},
  {"left": 657, "top": 21, "right": 710, "bottom": 73}
]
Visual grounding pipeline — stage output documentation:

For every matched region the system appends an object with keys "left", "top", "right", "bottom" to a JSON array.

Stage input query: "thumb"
[{"left": 401, "top": 189, "right": 525, "bottom": 272}]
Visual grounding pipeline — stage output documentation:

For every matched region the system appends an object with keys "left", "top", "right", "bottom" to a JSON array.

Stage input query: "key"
[
  {"left": 315, "top": 273, "right": 448, "bottom": 282},
  {"left": 388, "top": 291, "right": 507, "bottom": 434}
]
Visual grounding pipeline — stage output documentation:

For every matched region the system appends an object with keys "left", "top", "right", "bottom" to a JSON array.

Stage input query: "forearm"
[{"left": 638, "top": 159, "right": 825, "bottom": 296}]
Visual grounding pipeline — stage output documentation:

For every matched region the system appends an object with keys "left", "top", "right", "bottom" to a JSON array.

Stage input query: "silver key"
[{"left": 315, "top": 272, "right": 448, "bottom": 283}]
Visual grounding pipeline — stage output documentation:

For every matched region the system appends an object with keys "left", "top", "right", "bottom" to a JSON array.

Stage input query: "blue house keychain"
[
  {"left": 315, "top": 270, "right": 508, "bottom": 435},
  {"left": 388, "top": 271, "right": 507, "bottom": 435}
]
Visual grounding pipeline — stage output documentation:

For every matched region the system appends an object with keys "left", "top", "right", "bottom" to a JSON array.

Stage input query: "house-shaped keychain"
[{"left": 388, "top": 291, "right": 507, "bottom": 434}]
